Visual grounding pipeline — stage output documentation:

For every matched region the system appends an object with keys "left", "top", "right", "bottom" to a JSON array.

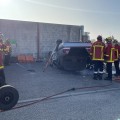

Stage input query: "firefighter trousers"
[
  {"left": 94, "top": 61, "right": 104, "bottom": 73},
  {"left": 114, "top": 60, "right": 120, "bottom": 76},
  {"left": 0, "top": 69, "right": 6, "bottom": 86},
  {"left": 4, "top": 53, "right": 11, "bottom": 66},
  {"left": 106, "top": 62, "right": 112, "bottom": 79}
]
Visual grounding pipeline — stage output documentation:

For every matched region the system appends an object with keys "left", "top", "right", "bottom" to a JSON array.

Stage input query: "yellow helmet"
[{"left": 105, "top": 37, "right": 112, "bottom": 43}]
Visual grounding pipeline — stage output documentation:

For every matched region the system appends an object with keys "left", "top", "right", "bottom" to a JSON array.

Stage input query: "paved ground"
[{"left": 1, "top": 62, "right": 120, "bottom": 120}]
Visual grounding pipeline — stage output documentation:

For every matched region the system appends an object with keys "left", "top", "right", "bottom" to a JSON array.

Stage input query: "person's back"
[
  {"left": 90, "top": 39, "right": 105, "bottom": 61},
  {"left": 90, "top": 35, "right": 105, "bottom": 80},
  {"left": 104, "top": 37, "right": 115, "bottom": 81},
  {"left": 105, "top": 38, "right": 115, "bottom": 63}
]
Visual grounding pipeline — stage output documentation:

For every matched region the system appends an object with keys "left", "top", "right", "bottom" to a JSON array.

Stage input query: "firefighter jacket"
[
  {"left": 0, "top": 43, "right": 4, "bottom": 69},
  {"left": 90, "top": 40, "right": 105, "bottom": 61},
  {"left": 104, "top": 43, "right": 115, "bottom": 63},
  {"left": 114, "top": 44, "right": 120, "bottom": 61},
  {"left": 4, "top": 44, "right": 11, "bottom": 55}
]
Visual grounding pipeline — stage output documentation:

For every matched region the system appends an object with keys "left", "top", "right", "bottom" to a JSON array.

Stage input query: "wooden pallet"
[
  {"left": 25, "top": 55, "right": 34, "bottom": 63},
  {"left": 17, "top": 55, "right": 26, "bottom": 63},
  {"left": 17, "top": 55, "right": 35, "bottom": 63}
]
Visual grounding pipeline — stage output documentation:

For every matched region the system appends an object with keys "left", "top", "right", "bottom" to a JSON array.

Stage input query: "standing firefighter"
[
  {"left": 90, "top": 35, "right": 105, "bottom": 80},
  {"left": 104, "top": 37, "right": 115, "bottom": 81},
  {"left": 0, "top": 32, "right": 6, "bottom": 86},
  {"left": 113, "top": 39, "right": 120, "bottom": 76},
  {"left": 4, "top": 38, "right": 12, "bottom": 66}
]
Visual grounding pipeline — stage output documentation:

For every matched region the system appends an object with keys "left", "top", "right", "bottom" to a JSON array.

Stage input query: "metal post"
[
  {"left": 37, "top": 23, "right": 40, "bottom": 60},
  {"left": 67, "top": 25, "right": 71, "bottom": 42}
]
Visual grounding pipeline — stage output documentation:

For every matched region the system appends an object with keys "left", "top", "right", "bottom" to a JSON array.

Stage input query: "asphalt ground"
[{"left": 1, "top": 62, "right": 120, "bottom": 120}]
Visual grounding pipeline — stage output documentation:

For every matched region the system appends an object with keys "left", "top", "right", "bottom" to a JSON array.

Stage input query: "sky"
[{"left": 0, "top": 0, "right": 120, "bottom": 40}]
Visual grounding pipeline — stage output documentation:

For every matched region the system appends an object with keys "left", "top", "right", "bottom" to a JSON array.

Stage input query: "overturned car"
[{"left": 51, "top": 40, "right": 91, "bottom": 71}]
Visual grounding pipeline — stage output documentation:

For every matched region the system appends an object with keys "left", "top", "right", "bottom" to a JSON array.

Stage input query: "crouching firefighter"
[
  {"left": 90, "top": 35, "right": 105, "bottom": 80},
  {"left": 0, "top": 33, "right": 6, "bottom": 86}
]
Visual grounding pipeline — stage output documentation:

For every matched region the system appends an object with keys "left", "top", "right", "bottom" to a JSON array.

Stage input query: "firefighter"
[
  {"left": 4, "top": 38, "right": 12, "bottom": 66},
  {"left": 104, "top": 37, "right": 115, "bottom": 81},
  {"left": 90, "top": 35, "right": 105, "bottom": 80},
  {"left": 0, "top": 32, "right": 6, "bottom": 86},
  {"left": 113, "top": 39, "right": 120, "bottom": 76}
]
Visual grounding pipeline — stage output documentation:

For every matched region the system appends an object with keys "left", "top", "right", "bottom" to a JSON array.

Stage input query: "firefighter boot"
[
  {"left": 98, "top": 73, "right": 103, "bottom": 80},
  {"left": 104, "top": 77, "right": 112, "bottom": 81},
  {"left": 93, "top": 73, "right": 98, "bottom": 80}
]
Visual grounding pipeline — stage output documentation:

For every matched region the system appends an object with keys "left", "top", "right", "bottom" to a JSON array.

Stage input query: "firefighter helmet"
[
  {"left": 97, "top": 35, "right": 102, "bottom": 41},
  {"left": 113, "top": 39, "right": 118, "bottom": 44},
  {"left": 56, "top": 39, "right": 62, "bottom": 45},
  {"left": 105, "top": 37, "right": 112, "bottom": 43}
]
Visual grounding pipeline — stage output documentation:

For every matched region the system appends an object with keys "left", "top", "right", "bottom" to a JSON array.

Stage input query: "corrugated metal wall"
[{"left": 0, "top": 19, "right": 84, "bottom": 59}]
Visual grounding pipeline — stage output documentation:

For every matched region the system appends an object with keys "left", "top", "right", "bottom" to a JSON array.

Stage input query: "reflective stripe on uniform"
[
  {"left": 99, "top": 71, "right": 103, "bottom": 74},
  {"left": 105, "top": 54, "right": 109, "bottom": 56},
  {"left": 0, "top": 66, "right": 4, "bottom": 69},
  {"left": 92, "top": 58, "right": 104, "bottom": 61},
  {"left": 106, "top": 48, "right": 115, "bottom": 63},
  {"left": 114, "top": 49, "right": 119, "bottom": 61},
  {"left": 93, "top": 45, "right": 104, "bottom": 60}
]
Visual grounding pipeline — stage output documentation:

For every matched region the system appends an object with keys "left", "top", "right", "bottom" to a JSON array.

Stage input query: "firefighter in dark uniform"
[
  {"left": 90, "top": 35, "right": 105, "bottom": 80},
  {"left": 0, "top": 33, "right": 6, "bottom": 86},
  {"left": 4, "top": 39, "right": 12, "bottom": 66},
  {"left": 104, "top": 37, "right": 115, "bottom": 81},
  {"left": 113, "top": 39, "right": 120, "bottom": 76}
]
